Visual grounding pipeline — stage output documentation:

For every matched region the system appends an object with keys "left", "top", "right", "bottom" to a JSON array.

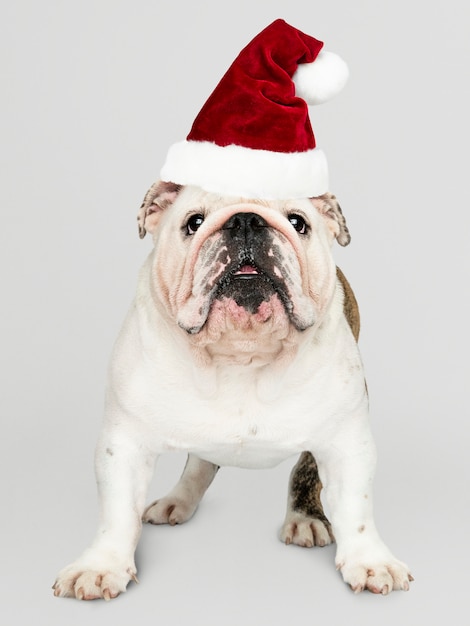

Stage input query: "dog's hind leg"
[
  {"left": 143, "top": 454, "right": 219, "bottom": 526},
  {"left": 280, "top": 452, "right": 334, "bottom": 547}
]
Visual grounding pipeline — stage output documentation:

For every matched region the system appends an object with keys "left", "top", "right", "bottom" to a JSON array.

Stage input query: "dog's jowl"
[{"left": 54, "top": 20, "right": 412, "bottom": 600}]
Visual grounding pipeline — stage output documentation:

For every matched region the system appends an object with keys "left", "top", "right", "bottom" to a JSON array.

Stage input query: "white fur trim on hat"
[
  {"left": 160, "top": 140, "right": 329, "bottom": 199},
  {"left": 293, "top": 50, "right": 349, "bottom": 105}
]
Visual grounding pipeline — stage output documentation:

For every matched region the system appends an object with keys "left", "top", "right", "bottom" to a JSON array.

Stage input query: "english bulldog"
[{"left": 53, "top": 182, "right": 412, "bottom": 600}]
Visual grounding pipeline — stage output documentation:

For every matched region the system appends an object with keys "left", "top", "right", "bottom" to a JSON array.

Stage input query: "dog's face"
[{"left": 138, "top": 183, "right": 350, "bottom": 364}]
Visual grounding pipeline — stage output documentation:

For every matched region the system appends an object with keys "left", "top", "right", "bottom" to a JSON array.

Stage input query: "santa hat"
[{"left": 160, "top": 19, "right": 348, "bottom": 199}]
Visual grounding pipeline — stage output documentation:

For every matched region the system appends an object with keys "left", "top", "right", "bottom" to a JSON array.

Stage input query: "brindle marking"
[
  {"left": 288, "top": 268, "right": 360, "bottom": 529},
  {"left": 336, "top": 266, "right": 360, "bottom": 342},
  {"left": 289, "top": 452, "right": 330, "bottom": 524}
]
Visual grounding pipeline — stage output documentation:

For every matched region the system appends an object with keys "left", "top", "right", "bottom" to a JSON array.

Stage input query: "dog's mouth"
[
  {"left": 233, "top": 263, "right": 259, "bottom": 277},
  {"left": 213, "top": 257, "right": 294, "bottom": 317}
]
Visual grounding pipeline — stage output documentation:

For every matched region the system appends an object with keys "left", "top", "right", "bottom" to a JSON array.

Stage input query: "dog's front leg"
[
  {"left": 315, "top": 418, "right": 412, "bottom": 595},
  {"left": 53, "top": 429, "right": 157, "bottom": 600}
]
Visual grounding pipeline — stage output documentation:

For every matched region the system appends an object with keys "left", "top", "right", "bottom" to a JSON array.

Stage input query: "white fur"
[
  {"left": 160, "top": 141, "right": 328, "bottom": 199},
  {"left": 53, "top": 187, "right": 411, "bottom": 600}
]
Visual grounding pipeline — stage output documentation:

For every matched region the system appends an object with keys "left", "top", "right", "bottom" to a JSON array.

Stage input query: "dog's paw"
[
  {"left": 143, "top": 496, "right": 197, "bottom": 526},
  {"left": 280, "top": 511, "right": 334, "bottom": 548},
  {"left": 53, "top": 553, "right": 138, "bottom": 601},
  {"left": 337, "top": 554, "right": 413, "bottom": 595}
]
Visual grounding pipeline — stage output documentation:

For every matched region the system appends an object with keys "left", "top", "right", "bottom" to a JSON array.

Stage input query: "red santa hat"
[{"left": 160, "top": 19, "right": 348, "bottom": 199}]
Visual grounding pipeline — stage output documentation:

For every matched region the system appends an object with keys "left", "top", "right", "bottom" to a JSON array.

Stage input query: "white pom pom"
[{"left": 292, "top": 50, "right": 349, "bottom": 105}]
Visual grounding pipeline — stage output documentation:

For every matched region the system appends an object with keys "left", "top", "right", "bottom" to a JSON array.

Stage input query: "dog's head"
[{"left": 137, "top": 182, "right": 350, "bottom": 364}]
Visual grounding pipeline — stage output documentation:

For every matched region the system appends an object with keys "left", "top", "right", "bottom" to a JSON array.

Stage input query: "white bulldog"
[{"left": 53, "top": 182, "right": 412, "bottom": 600}]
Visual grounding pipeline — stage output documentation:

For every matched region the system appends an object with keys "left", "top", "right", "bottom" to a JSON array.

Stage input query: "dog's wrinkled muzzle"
[
  {"left": 215, "top": 212, "right": 293, "bottom": 314},
  {"left": 176, "top": 211, "right": 316, "bottom": 335}
]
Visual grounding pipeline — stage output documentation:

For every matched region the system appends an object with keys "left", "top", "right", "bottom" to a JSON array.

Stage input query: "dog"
[{"left": 53, "top": 182, "right": 412, "bottom": 600}]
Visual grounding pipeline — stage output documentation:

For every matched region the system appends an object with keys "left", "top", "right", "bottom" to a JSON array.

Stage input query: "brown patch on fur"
[
  {"left": 289, "top": 452, "right": 330, "bottom": 527},
  {"left": 336, "top": 266, "right": 360, "bottom": 342}
]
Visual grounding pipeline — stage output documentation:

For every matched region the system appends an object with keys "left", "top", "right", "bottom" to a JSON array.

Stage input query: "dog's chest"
[
  {"left": 134, "top": 357, "right": 351, "bottom": 468},
  {"left": 157, "top": 392, "right": 311, "bottom": 468},
  {"left": 110, "top": 301, "right": 365, "bottom": 469}
]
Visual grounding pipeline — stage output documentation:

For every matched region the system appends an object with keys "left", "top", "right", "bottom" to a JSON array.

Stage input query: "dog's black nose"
[{"left": 223, "top": 212, "right": 267, "bottom": 238}]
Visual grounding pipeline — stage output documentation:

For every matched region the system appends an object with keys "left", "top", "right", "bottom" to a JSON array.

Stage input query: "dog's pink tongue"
[{"left": 236, "top": 265, "right": 258, "bottom": 275}]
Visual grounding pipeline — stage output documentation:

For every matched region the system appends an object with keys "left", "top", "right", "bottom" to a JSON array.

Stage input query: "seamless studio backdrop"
[{"left": 1, "top": 1, "right": 469, "bottom": 625}]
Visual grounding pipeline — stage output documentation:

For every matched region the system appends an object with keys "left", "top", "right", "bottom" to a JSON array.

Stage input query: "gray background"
[{"left": 1, "top": 0, "right": 469, "bottom": 624}]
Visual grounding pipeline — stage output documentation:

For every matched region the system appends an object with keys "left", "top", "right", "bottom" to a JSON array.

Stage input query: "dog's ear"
[
  {"left": 137, "top": 181, "right": 182, "bottom": 238},
  {"left": 311, "top": 193, "right": 351, "bottom": 246}
]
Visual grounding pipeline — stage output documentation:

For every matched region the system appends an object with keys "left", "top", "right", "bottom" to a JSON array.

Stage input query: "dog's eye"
[
  {"left": 288, "top": 214, "right": 308, "bottom": 234},
  {"left": 186, "top": 214, "right": 205, "bottom": 235}
]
